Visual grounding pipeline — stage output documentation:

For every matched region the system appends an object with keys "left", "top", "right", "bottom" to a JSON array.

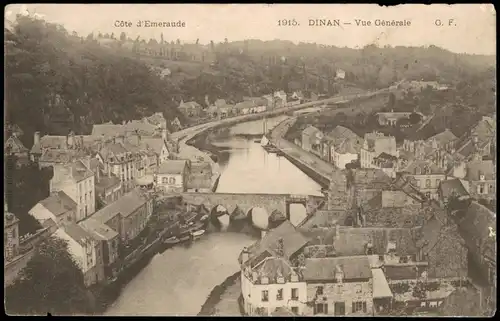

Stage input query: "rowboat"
[
  {"left": 178, "top": 232, "right": 192, "bottom": 242},
  {"left": 200, "top": 214, "right": 209, "bottom": 221},
  {"left": 164, "top": 236, "right": 181, "bottom": 245},
  {"left": 191, "top": 229, "right": 206, "bottom": 239}
]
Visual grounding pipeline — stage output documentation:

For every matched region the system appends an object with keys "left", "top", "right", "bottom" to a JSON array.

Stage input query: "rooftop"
[
  {"left": 465, "top": 160, "right": 495, "bottom": 181},
  {"left": 157, "top": 160, "right": 188, "bottom": 175},
  {"left": 63, "top": 223, "right": 93, "bottom": 247},
  {"left": 303, "top": 256, "right": 372, "bottom": 281},
  {"left": 92, "top": 188, "right": 150, "bottom": 224},
  {"left": 39, "top": 191, "right": 77, "bottom": 217},
  {"left": 78, "top": 218, "right": 119, "bottom": 241}
]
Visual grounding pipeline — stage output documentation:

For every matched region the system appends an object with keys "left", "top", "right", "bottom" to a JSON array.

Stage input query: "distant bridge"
[{"left": 175, "top": 192, "right": 325, "bottom": 224}]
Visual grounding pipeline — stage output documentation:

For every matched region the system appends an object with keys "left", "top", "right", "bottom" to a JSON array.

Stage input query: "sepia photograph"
[{"left": 4, "top": 3, "right": 496, "bottom": 317}]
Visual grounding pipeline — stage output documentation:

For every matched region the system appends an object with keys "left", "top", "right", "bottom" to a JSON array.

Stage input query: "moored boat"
[
  {"left": 178, "top": 231, "right": 192, "bottom": 242},
  {"left": 164, "top": 236, "right": 181, "bottom": 245},
  {"left": 191, "top": 229, "right": 206, "bottom": 239},
  {"left": 200, "top": 214, "right": 209, "bottom": 221}
]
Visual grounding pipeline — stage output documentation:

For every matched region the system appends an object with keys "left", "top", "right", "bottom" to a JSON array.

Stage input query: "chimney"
[
  {"left": 276, "top": 238, "right": 284, "bottom": 257},
  {"left": 33, "top": 131, "right": 41, "bottom": 147},
  {"left": 240, "top": 247, "right": 249, "bottom": 264}
]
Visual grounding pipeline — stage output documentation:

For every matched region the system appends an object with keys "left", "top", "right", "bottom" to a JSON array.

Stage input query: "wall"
[
  {"left": 4, "top": 248, "right": 36, "bottom": 287},
  {"left": 334, "top": 152, "right": 358, "bottom": 170},
  {"left": 469, "top": 180, "right": 496, "bottom": 200},
  {"left": 305, "top": 280, "right": 373, "bottom": 316},
  {"left": 242, "top": 272, "right": 307, "bottom": 316},
  {"left": 157, "top": 173, "right": 184, "bottom": 192},
  {"left": 411, "top": 174, "right": 445, "bottom": 199}
]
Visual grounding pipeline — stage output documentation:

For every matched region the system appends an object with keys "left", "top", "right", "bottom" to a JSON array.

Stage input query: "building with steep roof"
[
  {"left": 29, "top": 191, "right": 78, "bottom": 227},
  {"left": 49, "top": 159, "right": 96, "bottom": 222},
  {"left": 360, "top": 132, "right": 398, "bottom": 169},
  {"left": 400, "top": 159, "right": 446, "bottom": 200},
  {"left": 301, "top": 126, "right": 324, "bottom": 156},
  {"left": 4, "top": 132, "right": 29, "bottom": 166},
  {"left": 239, "top": 221, "right": 309, "bottom": 316},
  {"left": 91, "top": 188, "right": 154, "bottom": 244},
  {"left": 54, "top": 223, "right": 103, "bottom": 287},
  {"left": 322, "top": 126, "right": 363, "bottom": 169},
  {"left": 156, "top": 159, "right": 190, "bottom": 192},
  {"left": 303, "top": 256, "right": 374, "bottom": 316}
]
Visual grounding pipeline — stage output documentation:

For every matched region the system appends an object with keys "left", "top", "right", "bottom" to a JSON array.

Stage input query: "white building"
[
  {"left": 360, "top": 132, "right": 398, "bottom": 169},
  {"left": 50, "top": 159, "right": 96, "bottom": 222},
  {"left": 29, "top": 191, "right": 77, "bottom": 227},
  {"left": 155, "top": 159, "right": 190, "bottom": 193},
  {"left": 54, "top": 223, "right": 102, "bottom": 287},
  {"left": 239, "top": 221, "right": 310, "bottom": 316}
]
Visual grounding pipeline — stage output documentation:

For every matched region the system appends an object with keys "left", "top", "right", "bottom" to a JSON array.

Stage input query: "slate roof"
[
  {"left": 427, "top": 129, "right": 457, "bottom": 146},
  {"left": 78, "top": 218, "right": 119, "bottom": 241},
  {"left": 63, "top": 223, "right": 94, "bottom": 247},
  {"left": 157, "top": 160, "right": 188, "bottom": 175},
  {"left": 456, "top": 201, "right": 496, "bottom": 264},
  {"left": 39, "top": 149, "right": 88, "bottom": 164},
  {"left": 69, "top": 160, "right": 94, "bottom": 181},
  {"left": 303, "top": 256, "right": 372, "bottom": 281},
  {"left": 465, "top": 160, "right": 495, "bottom": 181},
  {"left": 247, "top": 221, "right": 309, "bottom": 263},
  {"left": 325, "top": 125, "right": 360, "bottom": 141},
  {"left": 92, "top": 188, "right": 150, "bottom": 224},
  {"left": 438, "top": 179, "right": 470, "bottom": 200},
  {"left": 39, "top": 191, "right": 77, "bottom": 217},
  {"left": 253, "top": 256, "right": 295, "bottom": 281},
  {"left": 95, "top": 173, "right": 121, "bottom": 192},
  {"left": 98, "top": 142, "right": 129, "bottom": 161},
  {"left": 333, "top": 227, "right": 419, "bottom": 257},
  {"left": 403, "top": 159, "right": 445, "bottom": 175},
  {"left": 4, "top": 135, "right": 28, "bottom": 153}
]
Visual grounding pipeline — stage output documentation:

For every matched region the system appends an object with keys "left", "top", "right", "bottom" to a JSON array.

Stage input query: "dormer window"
[
  {"left": 261, "top": 276, "right": 269, "bottom": 284},
  {"left": 479, "top": 171, "right": 485, "bottom": 181}
]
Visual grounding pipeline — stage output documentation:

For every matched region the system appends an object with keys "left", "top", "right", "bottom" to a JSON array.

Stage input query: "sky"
[{"left": 5, "top": 4, "right": 496, "bottom": 55}]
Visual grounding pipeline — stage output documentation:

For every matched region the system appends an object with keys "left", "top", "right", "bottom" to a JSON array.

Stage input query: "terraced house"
[{"left": 49, "top": 159, "right": 96, "bottom": 222}]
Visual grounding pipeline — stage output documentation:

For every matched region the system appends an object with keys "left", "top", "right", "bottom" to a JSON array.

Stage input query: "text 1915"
[{"left": 277, "top": 19, "right": 299, "bottom": 27}]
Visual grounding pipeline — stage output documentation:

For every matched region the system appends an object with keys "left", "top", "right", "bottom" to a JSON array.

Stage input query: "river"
[{"left": 104, "top": 116, "right": 322, "bottom": 316}]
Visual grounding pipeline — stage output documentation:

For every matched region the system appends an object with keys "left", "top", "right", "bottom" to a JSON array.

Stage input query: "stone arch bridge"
[{"left": 179, "top": 192, "right": 326, "bottom": 224}]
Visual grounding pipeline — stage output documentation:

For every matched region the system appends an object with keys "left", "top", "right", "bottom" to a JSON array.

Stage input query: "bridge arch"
[{"left": 246, "top": 207, "right": 270, "bottom": 230}]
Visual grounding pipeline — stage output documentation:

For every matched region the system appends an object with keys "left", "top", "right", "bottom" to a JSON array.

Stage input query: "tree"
[
  {"left": 388, "top": 92, "right": 396, "bottom": 110},
  {"left": 110, "top": 32, "right": 115, "bottom": 40},
  {"left": 119, "top": 32, "right": 126, "bottom": 42},
  {"left": 195, "top": 38, "right": 199, "bottom": 45},
  {"left": 5, "top": 236, "right": 92, "bottom": 315},
  {"left": 176, "top": 39, "right": 180, "bottom": 45},
  {"left": 334, "top": 111, "right": 348, "bottom": 124},
  {"left": 160, "top": 33, "right": 164, "bottom": 44},
  {"left": 210, "top": 40, "right": 214, "bottom": 51},
  {"left": 409, "top": 112, "right": 423, "bottom": 125},
  {"left": 86, "top": 33, "right": 93, "bottom": 41}
]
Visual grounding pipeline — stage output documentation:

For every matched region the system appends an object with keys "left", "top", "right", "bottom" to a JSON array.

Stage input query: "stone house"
[
  {"left": 29, "top": 191, "right": 78, "bottom": 227},
  {"left": 155, "top": 159, "right": 190, "bottom": 193},
  {"left": 178, "top": 100, "right": 203, "bottom": 118},
  {"left": 78, "top": 217, "right": 120, "bottom": 279},
  {"left": 322, "top": 126, "right": 362, "bottom": 169},
  {"left": 400, "top": 160, "right": 446, "bottom": 200},
  {"left": 360, "top": 132, "right": 398, "bottom": 169},
  {"left": 54, "top": 223, "right": 104, "bottom": 287},
  {"left": 50, "top": 159, "right": 96, "bottom": 222},
  {"left": 239, "top": 221, "right": 310, "bottom": 316},
  {"left": 89, "top": 158, "right": 123, "bottom": 206},
  {"left": 301, "top": 126, "right": 324, "bottom": 156},
  {"left": 91, "top": 188, "right": 154, "bottom": 245},
  {"left": 303, "top": 256, "right": 374, "bottom": 316},
  {"left": 4, "top": 132, "right": 30, "bottom": 166},
  {"left": 96, "top": 139, "right": 137, "bottom": 192}
]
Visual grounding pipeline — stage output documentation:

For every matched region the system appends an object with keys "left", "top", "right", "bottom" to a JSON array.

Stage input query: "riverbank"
[{"left": 198, "top": 271, "right": 242, "bottom": 316}]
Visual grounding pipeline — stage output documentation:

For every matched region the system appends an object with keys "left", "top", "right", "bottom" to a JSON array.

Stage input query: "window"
[
  {"left": 314, "top": 303, "right": 328, "bottom": 315},
  {"left": 436, "top": 179, "right": 441, "bottom": 187},
  {"left": 169, "top": 177, "right": 176, "bottom": 184},
  {"left": 291, "top": 288, "right": 299, "bottom": 300},
  {"left": 162, "top": 177, "right": 168, "bottom": 184},
  {"left": 489, "top": 184, "right": 494, "bottom": 193},
  {"left": 352, "top": 301, "right": 367, "bottom": 313},
  {"left": 316, "top": 286, "right": 324, "bottom": 295},
  {"left": 276, "top": 288, "right": 283, "bottom": 301},
  {"left": 355, "top": 284, "right": 362, "bottom": 294},
  {"left": 479, "top": 184, "right": 485, "bottom": 194},
  {"left": 425, "top": 179, "right": 431, "bottom": 188},
  {"left": 291, "top": 307, "right": 299, "bottom": 315},
  {"left": 261, "top": 290, "right": 269, "bottom": 302}
]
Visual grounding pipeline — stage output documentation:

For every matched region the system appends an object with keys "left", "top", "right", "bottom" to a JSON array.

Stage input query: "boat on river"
[
  {"left": 164, "top": 236, "right": 181, "bottom": 245},
  {"left": 191, "top": 229, "right": 206, "bottom": 239},
  {"left": 199, "top": 214, "right": 209, "bottom": 221},
  {"left": 178, "top": 231, "right": 193, "bottom": 242}
]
